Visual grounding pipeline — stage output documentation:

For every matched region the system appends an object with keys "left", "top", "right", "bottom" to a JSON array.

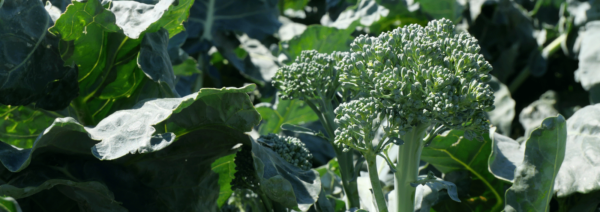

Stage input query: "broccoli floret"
[
  {"left": 337, "top": 18, "right": 494, "bottom": 137},
  {"left": 334, "top": 97, "right": 385, "bottom": 152},
  {"left": 272, "top": 50, "right": 340, "bottom": 102},
  {"left": 258, "top": 134, "right": 313, "bottom": 171}
]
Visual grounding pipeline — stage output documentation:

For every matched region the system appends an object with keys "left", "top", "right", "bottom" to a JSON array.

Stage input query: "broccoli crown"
[
  {"left": 258, "top": 133, "right": 313, "bottom": 170},
  {"left": 272, "top": 50, "right": 340, "bottom": 101},
  {"left": 337, "top": 18, "right": 494, "bottom": 133},
  {"left": 231, "top": 144, "right": 259, "bottom": 191}
]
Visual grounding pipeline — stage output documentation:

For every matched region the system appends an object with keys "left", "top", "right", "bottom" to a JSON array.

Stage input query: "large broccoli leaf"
[
  {"left": 0, "top": 85, "right": 261, "bottom": 211},
  {"left": 0, "top": 0, "right": 79, "bottom": 110},
  {"left": 186, "top": 0, "right": 280, "bottom": 43},
  {"left": 505, "top": 115, "right": 567, "bottom": 212},
  {"left": 487, "top": 131, "right": 523, "bottom": 182},
  {"left": 48, "top": 0, "right": 192, "bottom": 125},
  {"left": 555, "top": 104, "right": 600, "bottom": 197}
]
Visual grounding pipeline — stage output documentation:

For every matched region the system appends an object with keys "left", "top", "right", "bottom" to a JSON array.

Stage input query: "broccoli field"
[{"left": 1, "top": 0, "right": 600, "bottom": 211}]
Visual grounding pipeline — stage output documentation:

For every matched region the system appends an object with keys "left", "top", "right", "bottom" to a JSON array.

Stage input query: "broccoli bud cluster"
[
  {"left": 337, "top": 18, "right": 494, "bottom": 135},
  {"left": 334, "top": 97, "right": 384, "bottom": 152},
  {"left": 273, "top": 50, "right": 340, "bottom": 101},
  {"left": 258, "top": 134, "right": 313, "bottom": 171}
]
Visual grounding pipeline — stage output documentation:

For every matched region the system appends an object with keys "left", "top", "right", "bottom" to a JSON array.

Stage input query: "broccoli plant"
[
  {"left": 336, "top": 18, "right": 495, "bottom": 212},
  {"left": 273, "top": 18, "right": 494, "bottom": 212}
]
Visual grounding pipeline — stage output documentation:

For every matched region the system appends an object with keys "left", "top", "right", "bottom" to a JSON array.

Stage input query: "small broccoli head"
[
  {"left": 334, "top": 97, "right": 385, "bottom": 152},
  {"left": 258, "top": 134, "right": 313, "bottom": 171},
  {"left": 272, "top": 50, "right": 340, "bottom": 101},
  {"left": 337, "top": 18, "right": 494, "bottom": 135}
]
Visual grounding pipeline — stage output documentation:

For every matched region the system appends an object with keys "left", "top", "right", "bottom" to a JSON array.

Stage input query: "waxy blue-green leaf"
[
  {"left": 504, "top": 115, "right": 567, "bottom": 212},
  {"left": 555, "top": 104, "right": 600, "bottom": 197},
  {"left": 186, "top": 0, "right": 280, "bottom": 42},
  {"left": 0, "top": 85, "right": 261, "bottom": 211},
  {"left": 138, "top": 28, "right": 178, "bottom": 95},
  {"left": 251, "top": 138, "right": 321, "bottom": 211},
  {"left": 90, "top": 85, "right": 258, "bottom": 160},
  {"left": 488, "top": 131, "right": 524, "bottom": 182},
  {"left": 412, "top": 174, "right": 461, "bottom": 212},
  {"left": 0, "top": 0, "right": 78, "bottom": 110},
  {"left": 486, "top": 77, "right": 516, "bottom": 136},
  {"left": 519, "top": 91, "right": 560, "bottom": 138}
]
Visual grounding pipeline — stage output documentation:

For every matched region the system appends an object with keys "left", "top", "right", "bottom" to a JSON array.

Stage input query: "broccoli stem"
[
  {"left": 306, "top": 99, "right": 361, "bottom": 208},
  {"left": 335, "top": 147, "right": 361, "bottom": 208},
  {"left": 393, "top": 124, "right": 429, "bottom": 212},
  {"left": 365, "top": 152, "right": 388, "bottom": 212}
]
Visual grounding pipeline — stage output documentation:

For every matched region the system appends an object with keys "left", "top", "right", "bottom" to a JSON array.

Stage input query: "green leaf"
[
  {"left": 555, "top": 104, "right": 600, "bottom": 197},
  {"left": 49, "top": 0, "right": 193, "bottom": 125},
  {"left": 0, "top": 85, "right": 261, "bottom": 211},
  {"left": 0, "top": 197, "right": 22, "bottom": 212},
  {"left": 250, "top": 138, "right": 321, "bottom": 211},
  {"left": 421, "top": 130, "right": 506, "bottom": 212},
  {"left": 186, "top": 0, "right": 280, "bottom": 41},
  {"left": 137, "top": 28, "right": 178, "bottom": 95},
  {"left": 519, "top": 91, "right": 559, "bottom": 138},
  {"left": 575, "top": 21, "right": 600, "bottom": 100},
  {"left": 174, "top": 57, "right": 202, "bottom": 76},
  {"left": 211, "top": 154, "right": 237, "bottom": 208},
  {"left": 321, "top": 0, "right": 389, "bottom": 29},
  {"left": 280, "top": 24, "right": 357, "bottom": 63},
  {"left": 173, "top": 57, "right": 203, "bottom": 95},
  {"left": 90, "top": 85, "right": 258, "bottom": 160},
  {"left": 256, "top": 98, "right": 319, "bottom": 135},
  {"left": 368, "top": 0, "right": 429, "bottom": 34},
  {"left": 0, "top": 106, "right": 57, "bottom": 148},
  {"left": 504, "top": 115, "right": 567, "bottom": 212},
  {"left": 488, "top": 131, "right": 524, "bottom": 182},
  {"left": 486, "top": 77, "right": 516, "bottom": 136},
  {"left": 0, "top": 0, "right": 79, "bottom": 110},
  {"left": 413, "top": 175, "right": 461, "bottom": 212},
  {"left": 282, "top": 0, "right": 310, "bottom": 11},
  {"left": 415, "top": 0, "right": 465, "bottom": 22}
]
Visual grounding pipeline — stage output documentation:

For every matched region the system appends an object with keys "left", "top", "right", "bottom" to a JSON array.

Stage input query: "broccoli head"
[
  {"left": 337, "top": 18, "right": 494, "bottom": 136},
  {"left": 272, "top": 50, "right": 340, "bottom": 102},
  {"left": 258, "top": 133, "right": 313, "bottom": 171},
  {"left": 334, "top": 97, "right": 384, "bottom": 152}
]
